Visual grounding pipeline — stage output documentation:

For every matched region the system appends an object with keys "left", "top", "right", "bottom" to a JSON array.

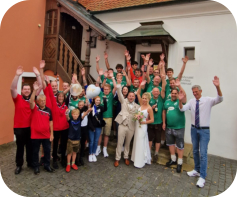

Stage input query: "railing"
[{"left": 58, "top": 35, "right": 95, "bottom": 84}]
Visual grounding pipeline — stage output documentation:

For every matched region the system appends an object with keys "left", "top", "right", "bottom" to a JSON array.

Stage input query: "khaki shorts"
[
  {"left": 101, "top": 118, "right": 112, "bottom": 136},
  {"left": 67, "top": 139, "right": 80, "bottom": 154}
]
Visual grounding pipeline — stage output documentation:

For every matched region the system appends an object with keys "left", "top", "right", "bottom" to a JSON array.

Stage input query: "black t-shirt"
[{"left": 68, "top": 117, "right": 81, "bottom": 141}]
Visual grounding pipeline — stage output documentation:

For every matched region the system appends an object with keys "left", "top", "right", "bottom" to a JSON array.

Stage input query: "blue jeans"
[
  {"left": 191, "top": 126, "right": 210, "bottom": 179},
  {"left": 89, "top": 127, "right": 102, "bottom": 154}
]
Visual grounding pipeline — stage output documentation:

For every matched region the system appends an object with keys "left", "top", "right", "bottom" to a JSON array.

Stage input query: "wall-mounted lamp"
[{"left": 38, "top": 24, "right": 41, "bottom": 28}]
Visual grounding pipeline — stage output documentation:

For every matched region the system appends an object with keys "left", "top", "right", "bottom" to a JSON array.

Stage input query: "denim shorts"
[{"left": 165, "top": 128, "right": 185, "bottom": 149}]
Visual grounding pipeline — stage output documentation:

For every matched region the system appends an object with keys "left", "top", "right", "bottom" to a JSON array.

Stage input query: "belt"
[{"left": 192, "top": 124, "right": 209, "bottom": 129}]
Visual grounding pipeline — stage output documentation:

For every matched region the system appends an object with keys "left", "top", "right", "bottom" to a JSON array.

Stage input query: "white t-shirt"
[{"left": 81, "top": 112, "right": 88, "bottom": 127}]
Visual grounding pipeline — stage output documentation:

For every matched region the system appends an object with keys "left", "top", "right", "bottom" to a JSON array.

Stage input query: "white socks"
[
  {"left": 171, "top": 154, "right": 176, "bottom": 162},
  {"left": 178, "top": 158, "right": 183, "bottom": 165},
  {"left": 161, "top": 140, "right": 165, "bottom": 145}
]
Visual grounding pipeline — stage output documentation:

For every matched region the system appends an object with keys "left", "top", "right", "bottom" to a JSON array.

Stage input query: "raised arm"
[
  {"left": 81, "top": 68, "right": 87, "bottom": 86},
  {"left": 33, "top": 67, "right": 42, "bottom": 96},
  {"left": 101, "top": 71, "right": 108, "bottom": 89},
  {"left": 177, "top": 56, "right": 189, "bottom": 80},
  {"left": 159, "top": 53, "right": 166, "bottom": 75},
  {"left": 11, "top": 66, "right": 24, "bottom": 98},
  {"left": 160, "top": 74, "right": 167, "bottom": 99},
  {"left": 82, "top": 108, "right": 93, "bottom": 119},
  {"left": 125, "top": 50, "right": 129, "bottom": 73},
  {"left": 179, "top": 90, "right": 191, "bottom": 111},
  {"left": 211, "top": 76, "right": 223, "bottom": 105},
  {"left": 146, "top": 59, "right": 153, "bottom": 84},
  {"left": 104, "top": 52, "right": 110, "bottom": 70},
  {"left": 137, "top": 80, "right": 146, "bottom": 105},
  {"left": 39, "top": 60, "right": 47, "bottom": 90},
  {"left": 175, "top": 78, "right": 187, "bottom": 103},
  {"left": 122, "top": 70, "right": 131, "bottom": 86},
  {"left": 109, "top": 72, "right": 117, "bottom": 95},
  {"left": 96, "top": 56, "right": 100, "bottom": 74},
  {"left": 116, "top": 84, "right": 124, "bottom": 104},
  {"left": 29, "top": 81, "right": 39, "bottom": 109}
]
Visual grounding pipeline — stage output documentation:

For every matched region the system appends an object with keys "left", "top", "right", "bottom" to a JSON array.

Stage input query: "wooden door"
[{"left": 60, "top": 13, "right": 83, "bottom": 59}]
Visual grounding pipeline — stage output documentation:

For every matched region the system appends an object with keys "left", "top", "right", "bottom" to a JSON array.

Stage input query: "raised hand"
[
  {"left": 98, "top": 69, "right": 104, "bottom": 76},
  {"left": 160, "top": 74, "right": 166, "bottom": 80},
  {"left": 182, "top": 56, "right": 189, "bottom": 63},
  {"left": 178, "top": 90, "right": 185, "bottom": 100},
  {"left": 108, "top": 72, "right": 113, "bottom": 78},
  {"left": 175, "top": 78, "right": 181, "bottom": 87},
  {"left": 72, "top": 73, "right": 77, "bottom": 83},
  {"left": 45, "top": 75, "right": 50, "bottom": 84},
  {"left": 160, "top": 53, "right": 165, "bottom": 61},
  {"left": 104, "top": 52, "right": 108, "bottom": 59},
  {"left": 149, "top": 58, "right": 154, "bottom": 66},
  {"left": 96, "top": 55, "right": 100, "bottom": 62},
  {"left": 212, "top": 76, "right": 220, "bottom": 87},
  {"left": 81, "top": 68, "right": 85, "bottom": 76},
  {"left": 141, "top": 54, "right": 145, "bottom": 60},
  {"left": 122, "top": 70, "right": 126, "bottom": 76},
  {"left": 87, "top": 108, "right": 93, "bottom": 112},
  {"left": 126, "top": 54, "right": 131, "bottom": 61},
  {"left": 33, "top": 67, "right": 40, "bottom": 76},
  {"left": 140, "top": 80, "right": 147, "bottom": 86},
  {"left": 141, "top": 65, "right": 145, "bottom": 72},
  {"left": 104, "top": 71, "right": 108, "bottom": 78},
  {"left": 39, "top": 60, "right": 45, "bottom": 69},
  {"left": 125, "top": 50, "right": 129, "bottom": 57},
  {"left": 33, "top": 81, "right": 39, "bottom": 91},
  {"left": 145, "top": 53, "right": 150, "bottom": 62},
  {"left": 16, "top": 66, "right": 24, "bottom": 76},
  {"left": 127, "top": 63, "right": 131, "bottom": 71}
]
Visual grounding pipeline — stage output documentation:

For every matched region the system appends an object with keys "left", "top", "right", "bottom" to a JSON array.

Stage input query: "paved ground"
[{"left": 0, "top": 142, "right": 236, "bottom": 197}]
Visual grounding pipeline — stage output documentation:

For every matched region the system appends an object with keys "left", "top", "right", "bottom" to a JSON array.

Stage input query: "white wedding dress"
[{"left": 131, "top": 107, "right": 151, "bottom": 168}]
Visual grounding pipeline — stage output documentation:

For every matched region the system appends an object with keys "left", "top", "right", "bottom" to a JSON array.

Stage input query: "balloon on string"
[
  {"left": 86, "top": 84, "right": 101, "bottom": 99},
  {"left": 70, "top": 84, "right": 82, "bottom": 96}
]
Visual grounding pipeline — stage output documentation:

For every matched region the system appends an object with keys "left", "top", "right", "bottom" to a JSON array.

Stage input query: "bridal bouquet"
[{"left": 133, "top": 111, "right": 144, "bottom": 128}]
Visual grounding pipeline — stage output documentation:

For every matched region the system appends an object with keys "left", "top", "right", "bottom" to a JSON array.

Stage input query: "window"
[
  {"left": 46, "top": 10, "right": 58, "bottom": 35},
  {"left": 184, "top": 47, "right": 195, "bottom": 60},
  {"left": 90, "top": 37, "right": 97, "bottom": 48}
]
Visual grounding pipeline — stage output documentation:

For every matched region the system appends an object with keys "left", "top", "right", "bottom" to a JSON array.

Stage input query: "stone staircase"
[{"left": 106, "top": 137, "right": 194, "bottom": 172}]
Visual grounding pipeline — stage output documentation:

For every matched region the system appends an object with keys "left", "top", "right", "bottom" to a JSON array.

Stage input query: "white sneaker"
[
  {"left": 92, "top": 155, "right": 97, "bottom": 162},
  {"left": 103, "top": 147, "right": 109, "bottom": 157},
  {"left": 95, "top": 146, "right": 101, "bottom": 156},
  {"left": 196, "top": 177, "right": 205, "bottom": 188},
  {"left": 187, "top": 169, "right": 200, "bottom": 177},
  {"left": 89, "top": 155, "right": 93, "bottom": 162},
  {"left": 121, "top": 146, "right": 124, "bottom": 152}
]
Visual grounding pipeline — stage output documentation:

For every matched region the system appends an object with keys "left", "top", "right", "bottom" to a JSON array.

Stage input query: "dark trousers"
[
  {"left": 80, "top": 126, "right": 88, "bottom": 158},
  {"left": 32, "top": 139, "right": 51, "bottom": 168},
  {"left": 53, "top": 129, "right": 68, "bottom": 162},
  {"left": 14, "top": 127, "right": 32, "bottom": 167}
]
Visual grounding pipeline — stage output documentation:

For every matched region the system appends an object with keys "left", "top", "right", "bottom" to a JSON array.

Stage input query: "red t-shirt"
[
  {"left": 31, "top": 105, "right": 52, "bottom": 139},
  {"left": 13, "top": 94, "right": 31, "bottom": 128},
  {"left": 129, "top": 62, "right": 143, "bottom": 84},
  {"left": 43, "top": 85, "right": 52, "bottom": 110}
]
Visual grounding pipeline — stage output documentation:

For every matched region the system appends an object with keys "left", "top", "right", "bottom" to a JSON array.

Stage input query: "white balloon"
[{"left": 86, "top": 84, "right": 101, "bottom": 99}]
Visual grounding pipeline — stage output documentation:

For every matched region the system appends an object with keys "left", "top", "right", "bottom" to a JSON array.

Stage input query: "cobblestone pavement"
[{"left": 0, "top": 142, "right": 236, "bottom": 197}]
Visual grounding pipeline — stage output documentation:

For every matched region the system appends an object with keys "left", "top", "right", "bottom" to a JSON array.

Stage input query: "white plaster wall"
[{"left": 93, "top": 1, "right": 237, "bottom": 160}]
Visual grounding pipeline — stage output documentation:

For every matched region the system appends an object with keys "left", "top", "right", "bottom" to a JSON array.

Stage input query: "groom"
[{"left": 114, "top": 84, "right": 140, "bottom": 167}]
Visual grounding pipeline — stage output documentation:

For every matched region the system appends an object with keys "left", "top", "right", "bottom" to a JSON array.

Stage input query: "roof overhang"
[{"left": 117, "top": 21, "right": 176, "bottom": 44}]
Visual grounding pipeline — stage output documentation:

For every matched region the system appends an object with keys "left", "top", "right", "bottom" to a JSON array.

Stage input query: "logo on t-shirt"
[{"left": 167, "top": 106, "right": 174, "bottom": 113}]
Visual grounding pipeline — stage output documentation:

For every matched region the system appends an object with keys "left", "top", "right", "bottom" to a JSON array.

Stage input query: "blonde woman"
[{"left": 131, "top": 80, "right": 154, "bottom": 168}]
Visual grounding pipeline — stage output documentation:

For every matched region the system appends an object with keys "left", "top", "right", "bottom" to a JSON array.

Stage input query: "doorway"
[
  {"left": 139, "top": 52, "right": 162, "bottom": 69},
  {"left": 60, "top": 13, "right": 83, "bottom": 59}
]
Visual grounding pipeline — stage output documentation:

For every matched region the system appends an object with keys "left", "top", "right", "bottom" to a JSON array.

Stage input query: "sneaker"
[
  {"left": 92, "top": 155, "right": 97, "bottom": 162},
  {"left": 153, "top": 154, "right": 158, "bottom": 163},
  {"left": 103, "top": 147, "right": 109, "bottom": 158},
  {"left": 71, "top": 164, "right": 78, "bottom": 171},
  {"left": 187, "top": 169, "right": 200, "bottom": 177},
  {"left": 95, "top": 146, "right": 101, "bottom": 156},
  {"left": 196, "top": 177, "right": 205, "bottom": 188},
  {"left": 66, "top": 165, "right": 71, "bottom": 173},
  {"left": 88, "top": 155, "right": 93, "bottom": 162}
]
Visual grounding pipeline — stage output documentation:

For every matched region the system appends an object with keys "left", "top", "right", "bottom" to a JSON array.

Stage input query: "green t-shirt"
[
  {"left": 163, "top": 99, "right": 185, "bottom": 129},
  {"left": 99, "top": 92, "right": 113, "bottom": 118},
  {"left": 146, "top": 81, "right": 162, "bottom": 93},
  {"left": 101, "top": 75, "right": 114, "bottom": 92},
  {"left": 149, "top": 96, "right": 165, "bottom": 124},
  {"left": 165, "top": 77, "right": 178, "bottom": 91},
  {"left": 78, "top": 96, "right": 86, "bottom": 103},
  {"left": 130, "top": 85, "right": 138, "bottom": 93},
  {"left": 113, "top": 71, "right": 126, "bottom": 82},
  {"left": 68, "top": 98, "right": 79, "bottom": 118}
]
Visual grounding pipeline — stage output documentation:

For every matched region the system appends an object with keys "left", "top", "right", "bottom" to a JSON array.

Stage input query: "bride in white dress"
[{"left": 131, "top": 81, "right": 154, "bottom": 168}]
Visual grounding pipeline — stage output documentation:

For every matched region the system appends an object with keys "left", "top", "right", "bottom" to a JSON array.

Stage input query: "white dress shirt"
[
  {"left": 180, "top": 95, "right": 223, "bottom": 127},
  {"left": 81, "top": 112, "right": 88, "bottom": 127},
  {"left": 128, "top": 101, "right": 134, "bottom": 109}
]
